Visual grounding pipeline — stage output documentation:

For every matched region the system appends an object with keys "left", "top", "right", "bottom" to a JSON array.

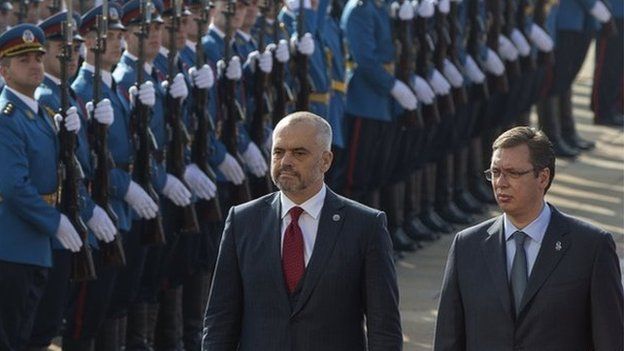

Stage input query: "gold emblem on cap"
[{"left": 22, "top": 29, "right": 35, "bottom": 43}]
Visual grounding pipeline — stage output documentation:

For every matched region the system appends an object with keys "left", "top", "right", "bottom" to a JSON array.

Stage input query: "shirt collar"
[
  {"left": 124, "top": 51, "right": 154, "bottom": 75},
  {"left": 81, "top": 62, "right": 113, "bottom": 88},
  {"left": 504, "top": 202, "right": 551, "bottom": 244},
  {"left": 7, "top": 86, "right": 38, "bottom": 114},
  {"left": 209, "top": 24, "right": 226, "bottom": 39},
  {"left": 237, "top": 29, "right": 252, "bottom": 42},
  {"left": 44, "top": 73, "right": 61, "bottom": 85},
  {"left": 186, "top": 39, "right": 197, "bottom": 52},
  {"left": 280, "top": 185, "right": 327, "bottom": 221}
]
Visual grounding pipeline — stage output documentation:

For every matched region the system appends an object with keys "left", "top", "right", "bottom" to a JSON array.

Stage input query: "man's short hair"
[
  {"left": 492, "top": 126, "right": 556, "bottom": 193},
  {"left": 275, "top": 111, "right": 332, "bottom": 151}
]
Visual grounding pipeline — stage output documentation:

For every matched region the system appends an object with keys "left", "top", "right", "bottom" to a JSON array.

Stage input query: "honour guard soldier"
[
  {"left": 68, "top": 3, "right": 153, "bottom": 349},
  {"left": 0, "top": 23, "right": 83, "bottom": 350},
  {"left": 27, "top": 10, "right": 118, "bottom": 351}
]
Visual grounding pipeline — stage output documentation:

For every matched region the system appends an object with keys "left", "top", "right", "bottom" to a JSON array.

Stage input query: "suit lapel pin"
[
  {"left": 332, "top": 214, "right": 340, "bottom": 222},
  {"left": 555, "top": 241, "right": 562, "bottom": 251}
]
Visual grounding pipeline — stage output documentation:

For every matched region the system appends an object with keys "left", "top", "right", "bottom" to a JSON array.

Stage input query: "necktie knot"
[
  {"left": 513, "top": 231, "right": 527, "bottom": 248},
  {"left": 289, "top": 206, "right": 304, "bottom": 222}
]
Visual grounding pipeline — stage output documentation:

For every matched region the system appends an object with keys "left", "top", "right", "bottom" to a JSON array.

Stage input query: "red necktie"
[{"left": 282, "top": 206, "right": 305, "bottom": 294}]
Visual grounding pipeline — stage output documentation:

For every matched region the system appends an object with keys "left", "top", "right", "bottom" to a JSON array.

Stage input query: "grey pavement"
[{"left": 398, "top": 43, "right": 624, "bottom": 350}]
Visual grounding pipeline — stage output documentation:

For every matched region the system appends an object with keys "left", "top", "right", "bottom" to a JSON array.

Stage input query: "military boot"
[
  {"left": 95, "top": 317, "right": 121, "bottom": 351},
  {"left": 403, "top": 170, "right": 438, "bottom": 241},
  {"left": 435, "top": 153, "right": 473, "bottom": 225},
  {"left": 453, "top": 147, "right": 484, "bottom": 214},
  {"left": 559, "top": 88, "right": 595, "bottom": 150},
  {"left": 183, "top": 273, "right": 212, "bottom": 351},
  {"left": 537, "top": 96, "right": 579, "bottom": 158},
  {"left": 154, "top": 287, "right": 184, "bottom": 351},
  {"left": 126, "top": 303, "right": 151, "bottom": 351},
  {"left": 468, "top": 137, "right": 497, "bottom": 204},
  {"left": 381, "top": 183, "right": 418, "bottom": 252},
  {"left": 420, "top": 163, "right": 454, "bottom": 233}
]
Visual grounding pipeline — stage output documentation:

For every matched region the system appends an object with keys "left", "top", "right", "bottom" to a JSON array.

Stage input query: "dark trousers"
[
  {"left": 108, "top": 226, "right": 149, "bottom": 318},
  {"left": 343, "top": 115, "right": 391, "bottom": 203},
  {"left": 27, "top": 250, "right": 71, "bottom": 348},
  {"left": 551, "top": 30, "right": 593, "bottom": 96},
  {"left": 592, "top": 18, "right": 624, "bottom": 119},
  {"left": 64, "top": 249, "right": 118, "bottom": 341},
  {"left": 0, "top": 260, "right": 49, "bottom": 351}
]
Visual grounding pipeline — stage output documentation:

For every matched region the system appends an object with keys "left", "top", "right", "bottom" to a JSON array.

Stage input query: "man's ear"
[
  {"left": 538, "top": 168, "right": 550, "bottom": 189},
  {"left": 321, "top": 150, "right": 333, "bottom": 173}
]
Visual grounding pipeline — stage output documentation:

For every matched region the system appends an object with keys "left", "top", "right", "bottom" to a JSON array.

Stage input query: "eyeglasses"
[{"left": 484, "top": 168, "right": 535, "bottom": 181}]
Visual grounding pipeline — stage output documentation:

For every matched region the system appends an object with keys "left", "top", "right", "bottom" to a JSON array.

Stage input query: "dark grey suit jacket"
[
  {"left": 434, "top": 204, "right": 624, "bottom": 351},
  {"left": 202, "top": 189, "right": 402, "bottom": 351}
]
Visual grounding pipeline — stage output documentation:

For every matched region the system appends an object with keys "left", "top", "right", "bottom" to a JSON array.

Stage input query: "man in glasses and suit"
[{"left": 434, "top": 126, "right": 623, "bottom": 350}]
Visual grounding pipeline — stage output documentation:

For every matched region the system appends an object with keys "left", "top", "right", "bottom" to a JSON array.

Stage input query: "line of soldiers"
[{"left": 0, "top": 0, "right": 620, "bottom": 350}]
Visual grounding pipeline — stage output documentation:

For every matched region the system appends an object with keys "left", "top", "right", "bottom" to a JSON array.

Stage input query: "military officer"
[
  {"left": 0, "top": 23, "right": 83, "bottom": 351},
  {"left": 27, "top": 11, "right": 118, "bottom": 351}
]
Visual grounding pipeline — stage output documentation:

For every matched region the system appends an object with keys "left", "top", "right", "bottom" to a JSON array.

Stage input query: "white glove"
[
  {"left": 189, "top": 64, "right": 214, "bottom": 89},
  {"left": 528, "top": 24, "right": 554, "bottom": 52},
  {"left": 418, "top": 0, "right": 436, "bottom": 18},
  {"left": 55, "top": 106, "right": 81, "bottom": 133},
  {"left": 429, "top": 69, "right": 452, "bottom": 95},
  {"left": 86, "top": 98, "right": 114, "bottom": 126},
  {"left": 124, "top": 181, "right": 158, "bottom": 219},
  {"left": 464, "top": 55, "right": 486, "bottom": 83},
  {"left": 293, "top": 33, "right": 315, "bottom": 56},
  {"left": 218, "top": 56, "right": 243, "bottom": 80},
  {"left": 590, "top": 0, "right": 612, "bottom": 23},
  {"left": 391, "top": 1, "right": 415, "bottom": 20},
  {"left": 498, "top": 34, "right": 519, "bottom": 61},
  {"left": 484, "top": 49, "right": 505, "bottom": 76},
  {"left": 438, "top": 0, "right": 450, "bottom": 14},
  {"left": 442, "top": 59, "right": 464, "bottom": 88},
  {"left": 510, "top": 29, "right": 531, "bottom": 56},
  {"left": 55, "top": 214, "right": 83, "bottom": 252},
  {"left": 128, "top": 81, "right": 156, "bottom": 107},
  {"left": 162, "top": 174, "right": 192, "bottom": 207},
  {"left": 163, "top": 72, "right": 188, "bottom": 100},
  {"left": 241, "top": 142, "right": 268, "bottom": 177},
  {"left": 218, "top": 153, "right": 246, "bottom": 185},
  {"left": 286, "top": 0, "right": 311, "bottom": 11},
  {"left": 411, "top": 75, "right": 435, "bottom": 105},
  {"left": 184, "top": 163, "right": 217, "bottom": 200},
  {"left": 275, "top": 39, "right": 290, "bottom": 63},
  {"left": 247, "top": 49, "right": 273, "bottom": 73},
  {"left": 86, "top": 205, "right": 116, "bottom": 243},
  {"left": 391, "top": 80, "right": 418, "bottom": 110}
]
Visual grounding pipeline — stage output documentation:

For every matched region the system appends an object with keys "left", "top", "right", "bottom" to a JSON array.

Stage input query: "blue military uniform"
[{"left": 0, "top": 24, "right": 58, "bottom": 351}]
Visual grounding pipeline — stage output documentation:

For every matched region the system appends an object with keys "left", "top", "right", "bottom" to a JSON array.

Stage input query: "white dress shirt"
[
  {"left": 7, "top": 86, "right": 38, "bottom": 114},
  {"left": 504, "top": 202, "right": 552, "bottom": 279},
  {"left": 81, "top": 62, "right": 113, "bottom": 88},
  {"left": 280, "top": 185, "right": 326, "bottom": 266}
]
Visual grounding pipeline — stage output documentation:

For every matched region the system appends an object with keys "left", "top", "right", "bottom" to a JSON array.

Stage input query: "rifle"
[
  {"left": 249, "top": 0, "right": 274, "bottom": 197},
  {"left": 414, "top": 15, "right": 440, "bottom": 125},
  {"left": 485, "top": 0, "right": 509, "bottom": 93},
  {"left": 58, "top": 3, "right": 96, "bottom": 281},
  {"left": 294, "top": 0, "right": 309, "bottom": 111},
  {"left": 90, "top": 0, "right": 126, "bottom": 267},
  {"left": 48, "top": 0, "right": 62, "bottom": 14},
  {"left": 221, "top": 0, "right": 252, "bottom": 204},
  {"left": 271, "top": 1, "right": 289, "bottom": 125},
  {"left": 17, "top": 0, "right": 28, "bottom": 24},
  {"left": 394, "top": 0, "right": 423, "bottom": 128},
  {"left": 191, "top": 0, "right": 223, "bottom": 223},
  {"left": 467, "top": 0, "right": 490, "bottom": 99},
  {"left": 165, "top": 0, "right": 200, "bottom": 235},
  {"left": 433, "top": 9, "right": 456, "bottom": 115},
  {"left": 132, "top": 0, "right": 166, "bottom": 245},
  {"left": 533, "top": 0, "right": 554, "bottom": 65},
  {"left": 502, "top": 0, "right": 522, "bottom": 77},
  {"left": 516, "top": 0, "right": 536, "bottom": 70},
  {"left": 447, "top": 1, "right": 468, "bottom": 104}
]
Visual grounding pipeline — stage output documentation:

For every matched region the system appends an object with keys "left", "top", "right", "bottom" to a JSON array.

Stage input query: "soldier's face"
[
  {"left": 271, "top": 120, "right": 332, "bottom": 201},
  {"left": 490, "top": 144, "right": 549, "bottom": 223},
  {"left": 146, "top": 22, "right": 163, "bottom": 59},
  {"left": 163, "top": 16, "right": 187, "bottom": 50},
  {"left": 103, "top": 29, "right": 124, "bottom": 67},
  {"left": 42, "top": 40, "right": 80, "bottom": 78},
  {"left": 242, "top": 0, "right": 259, "bottom": 29},
  {"left": 0, "top": 52, "right": 45, "bottom": 95}
]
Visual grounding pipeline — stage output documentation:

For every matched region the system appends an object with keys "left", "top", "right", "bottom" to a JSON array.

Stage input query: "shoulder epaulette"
[{"left": 2, "top": 102, "right": 14, "bottom": 116}]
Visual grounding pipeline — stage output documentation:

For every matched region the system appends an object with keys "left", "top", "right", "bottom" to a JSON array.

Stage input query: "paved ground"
[{"left": 398, "top": 44, "right": 624, "bottom": 350}]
